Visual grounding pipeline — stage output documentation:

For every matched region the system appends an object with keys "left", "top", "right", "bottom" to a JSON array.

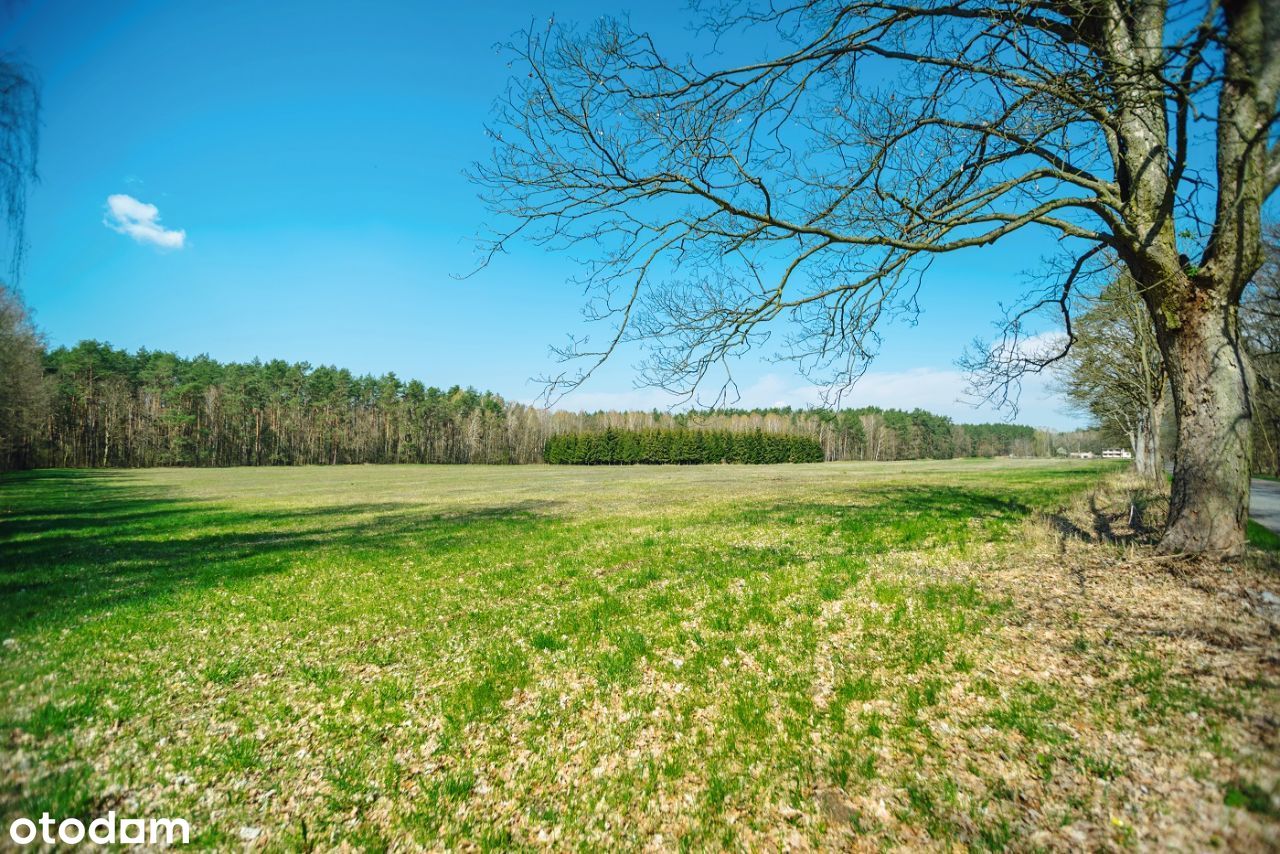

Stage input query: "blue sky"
[{"left": 2, "top": 0, "right": 1087, "bottom": 428}]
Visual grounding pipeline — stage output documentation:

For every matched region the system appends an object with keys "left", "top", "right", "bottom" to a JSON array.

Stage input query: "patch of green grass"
[
  {"left": 17, "top": 694, "right": 99, "bottom": 739},
  {"left": 530, "top": 630, "right": 567, "bottom": 652},
  {"left": 1224, "top": 780, "right": 1278, "bottom": 817},
  {"left": 8, "top": 764, "right": 97, "bottom": 821},
  {"left": 975, "top": 817, "right": 1015, "bottom": 851},
  {"left": 1077, "top": 751, "right": 1125, "bottom": 781},
  {"left": 985, "top": 681, "right": 1064, "bottom": 743},
  {"left": 1247, "top": 520, "right": 1280, "bottom": 551},
  {"left": 1121, "top": 651, "right": 1222, "bottom": 722},
  {"left": 221, "top": 735, "right": 263, "bottom": 772}
]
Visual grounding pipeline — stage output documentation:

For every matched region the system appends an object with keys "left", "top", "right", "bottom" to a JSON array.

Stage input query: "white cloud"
[{"left": 104, "top": 194, "right": 186, "bottom": 249}]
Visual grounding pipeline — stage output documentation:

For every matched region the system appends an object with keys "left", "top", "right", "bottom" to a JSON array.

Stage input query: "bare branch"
[{"left": 471, "top": 0, "right": 1275, "bottom": 411}]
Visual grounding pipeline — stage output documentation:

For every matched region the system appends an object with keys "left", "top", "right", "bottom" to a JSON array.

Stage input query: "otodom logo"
[{"left": 8, "top": 812, "right": 190, "bottom": 846}]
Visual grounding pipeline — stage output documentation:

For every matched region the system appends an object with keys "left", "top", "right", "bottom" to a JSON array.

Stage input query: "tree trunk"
[
  {"left": 1158, "top": 303, "right": 1253, "bottom": 557},
  {"left": 1132, "top": 423, "right": 1151, "bottom": 480},
  {"left": 1133, "top": 397, "right": 1164, "bottom": 481}
]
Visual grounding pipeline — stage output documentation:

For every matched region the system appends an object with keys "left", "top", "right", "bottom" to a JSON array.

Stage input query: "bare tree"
[
  {"left": 474, "top": 0, "right": 1280, "bottom": 556},
  {"left": 0, "top": 56, "right": 39, "bottom": 279},
  {"left": 1056, "top": 273, "right": 1167, "bottom": 479}
]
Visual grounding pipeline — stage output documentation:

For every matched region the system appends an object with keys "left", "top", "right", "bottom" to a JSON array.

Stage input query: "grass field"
[{"left": 2, "top": 461, "right": 1277, "bottom": 849}]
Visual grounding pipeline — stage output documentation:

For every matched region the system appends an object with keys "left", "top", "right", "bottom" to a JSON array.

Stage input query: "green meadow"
[{"left": 1, "top": 461, "right": 1276, "bottom": 849}]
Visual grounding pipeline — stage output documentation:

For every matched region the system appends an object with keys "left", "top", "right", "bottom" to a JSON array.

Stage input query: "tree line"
[
  {"left": 0, "top": 304, "right": 1094, "bottom": 472},
  {"left": 552, "top": 408, "right": 1049, "bottom": 462},
  {"left": 27, "top": 339, "right": 519, "bottom": 468},
  {"left": 544, "top": 429, "right": 824, "bottom": 465}
]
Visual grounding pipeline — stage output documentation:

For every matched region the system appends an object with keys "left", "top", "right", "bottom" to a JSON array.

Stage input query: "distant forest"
[{"left": 1, "top": 340, "right": 1105, "bottom": 470}]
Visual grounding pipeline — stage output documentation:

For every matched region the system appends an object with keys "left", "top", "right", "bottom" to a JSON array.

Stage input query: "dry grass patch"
[{"left": 957, "top": 474, "right": 1280, "bottom": 851}]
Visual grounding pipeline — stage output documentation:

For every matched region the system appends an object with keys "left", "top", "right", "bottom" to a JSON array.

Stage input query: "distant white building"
[
  {"left": 1068, "top": 451, "right": 1095, "bottom": 459},
  {"left": 1101, "top": 448, "right": 1133, "bottom": 459}
]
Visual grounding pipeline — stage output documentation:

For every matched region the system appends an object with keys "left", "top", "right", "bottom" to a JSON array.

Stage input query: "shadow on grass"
[
  {"left": 1041, "top": 493, "right": 1157, "bottom": 548},
  {"left": 0, "top": 469, "right": 558, "bottom": 635},
  {"left": 718, "top": 485, "right": 1038, "bottom": 551}
]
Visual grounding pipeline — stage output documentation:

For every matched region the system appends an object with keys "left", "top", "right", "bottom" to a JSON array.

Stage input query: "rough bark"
[{"left": 1156, "top": 297, "right": 1254, "bottom": 556}]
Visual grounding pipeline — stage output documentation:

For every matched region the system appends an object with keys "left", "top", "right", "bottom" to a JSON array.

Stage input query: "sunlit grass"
[{"left": 0, "top": 460, "right": 1272, "bottom": 848}]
